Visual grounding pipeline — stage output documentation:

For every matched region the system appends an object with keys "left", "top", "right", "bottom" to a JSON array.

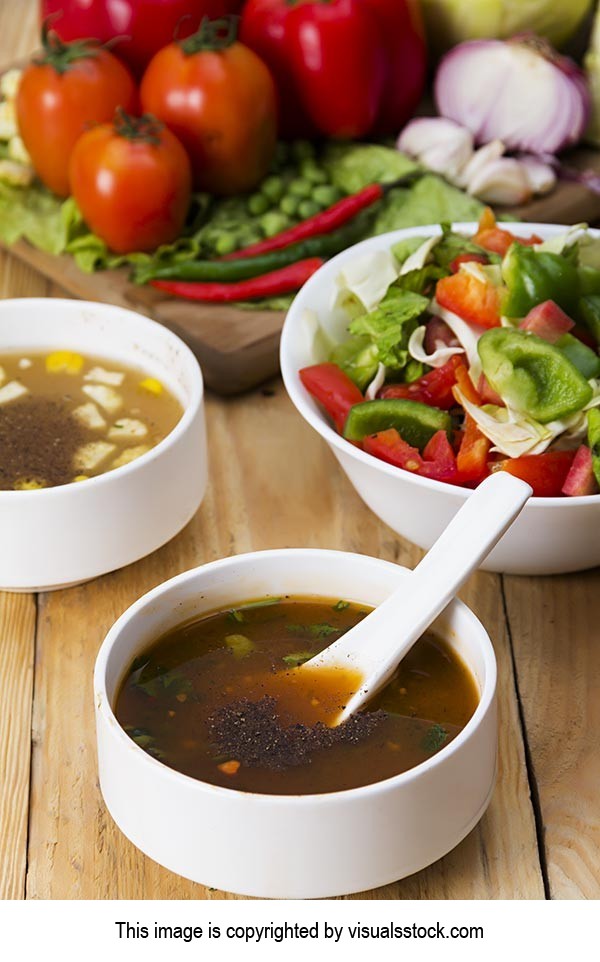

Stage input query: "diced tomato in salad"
[
  {"left": 474, "top": 207, "right": 542, "bottom": 257},
  {"left": 298, "top": 212, "right": 600, "bottom": 498}
]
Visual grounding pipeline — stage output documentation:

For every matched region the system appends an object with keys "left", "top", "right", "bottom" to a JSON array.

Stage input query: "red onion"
[{"left": 435, "top": 36, "right": 590, "bottom": 155}]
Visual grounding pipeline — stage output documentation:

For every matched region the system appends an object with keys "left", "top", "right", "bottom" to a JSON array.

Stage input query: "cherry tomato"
[
  {"left": 69, "top": 111, "right": 192, "bottom": 254},
  {"left": 41, "top": 0, "right": 243, "bottom": 77},
  {"left": 140, "top": 17, "right": 277, "bottom": 194}
]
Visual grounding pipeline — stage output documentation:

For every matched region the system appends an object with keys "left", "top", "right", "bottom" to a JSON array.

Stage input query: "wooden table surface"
[{"left": 1, "top": 2, "right": 599, "bottom": 901}]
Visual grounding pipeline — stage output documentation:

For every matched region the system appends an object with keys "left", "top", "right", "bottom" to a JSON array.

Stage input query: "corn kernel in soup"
[{"left": 0, "top": 352, "right": 182, "bottom": 490}]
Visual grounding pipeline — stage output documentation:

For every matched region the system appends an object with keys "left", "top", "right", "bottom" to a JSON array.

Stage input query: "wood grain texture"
[
  {"left": 0, "top": 592, "right": 36, "bottom": 899},
  {"left": 502, "top": 572, "right": 600, "bottom": 899}
]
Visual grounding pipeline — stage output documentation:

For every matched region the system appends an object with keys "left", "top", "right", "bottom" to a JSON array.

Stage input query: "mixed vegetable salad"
[{"left": 300, "top": 211, "right": 600, "bottom": 498}]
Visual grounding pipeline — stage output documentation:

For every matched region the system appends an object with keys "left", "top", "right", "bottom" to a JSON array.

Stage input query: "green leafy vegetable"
[
  {"left": 422, "top": 723, "right": 449, "bottom": 753},
  {"left": 134, "top": 667, "right": 193, "bottom": 699},
  {"left": 373, "top": 175, "right": 482, "bottom": 236},
  {"left": 282, "top": 651, "right": 315, "bottom": 667},
  {"left": 330, "top": 335, "right": 379, "bottom": 391},
  {"left": 332, "top": 600, "right": 350, "bottom": 611},
  {"left": 323, "top": 143, "right": 419, "bottom": 194},
  {"left": 124, "top": 726, "right": 165, "bottom": 760},
  {"left": 348, "top": 288, "right": 428, "bottom": 374},
  {"left": 287, "top": 622, "right": 343, "bottom": 639},
  {"left": 227, "top": 609, "right": 245, "bottom": 624},
  {"left": 432, "top": 224, "right": 498, "bottom": 271}
]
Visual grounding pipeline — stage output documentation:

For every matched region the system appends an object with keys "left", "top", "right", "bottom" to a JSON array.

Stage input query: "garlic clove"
[
  {"left": 455, "top": 139, "right": 505, "bottom": 188},
  {"left": 397, "top": 117, "right": 473, "bottom": 182},
  {"left": 467, "top": 157, "right": 532, "bottom": 205},
  {"left": 516, "top": 154, "right": 557, "bottom": 195}
]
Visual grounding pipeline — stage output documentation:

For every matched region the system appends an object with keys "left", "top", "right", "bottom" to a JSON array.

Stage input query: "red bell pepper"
[
  {"left": 299, "top": 362, "right": 364, "bottom": 433},
  {"left": 436, "top": 271, "right": 502, "bottom": 329},
  {"left": 493, "top": 451, "right": 576, "bottom": 497},
  {"left": 561, "top": 445, "right": 599, "bottom": 496},
  {"left": 378, "top": 356, "right": 461, "bottom": 410},
  {"left": 240, "top": 0, "right": 426, "bottom": 139},
  {"left": 456, "top": 415, "right": 491, "bottom": 484},
  {"left": 520, "top": 300, "right": 574, "bottom": 343},
  {"left": 40, "top": 0, "right": 242, "bottom": 76},
  {"left": 364, "top": 428, "right": 460, "bottom": 484}
]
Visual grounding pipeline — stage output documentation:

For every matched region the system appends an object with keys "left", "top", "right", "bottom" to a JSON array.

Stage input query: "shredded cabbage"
[
  {"left": 335, "top": 249, "right": 399, "bottom": 314},
  {"left": 430, "top": 299, "right": 484, "bottom": 384},
  {"left": 408, "top": 325, "right": 464, "bottom": 368}
]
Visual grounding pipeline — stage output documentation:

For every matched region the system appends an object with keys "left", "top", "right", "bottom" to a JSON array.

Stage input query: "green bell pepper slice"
[
  {"left": 578, "top": 265, "right": 600, "bottom": 297},
  {"left": 343, "top": 399, "right": 452, "bottom": 449},
  {"left": 587, "top": 408, "right": 600, "bottom": 486},
  {"left": 502, "top": 245, "right": 580, "bottom": 319},
  {"left": 579, "top": 295, "right": 600, "bottom": 344},
  {"left": 478, "top": 328, "right": 593, "bottom": 423},
  {"left": 555, "top": 333, "right": 600, "bottom": 380}
]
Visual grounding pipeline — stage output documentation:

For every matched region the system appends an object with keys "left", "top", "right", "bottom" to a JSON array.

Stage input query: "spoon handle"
[{"left": 309, "top": 472, "right": 531, "bottom": 721}]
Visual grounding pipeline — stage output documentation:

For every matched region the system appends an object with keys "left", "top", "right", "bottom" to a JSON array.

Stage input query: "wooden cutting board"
[{"left": 3, "top": 148, "right": 600, "bottom": 394}]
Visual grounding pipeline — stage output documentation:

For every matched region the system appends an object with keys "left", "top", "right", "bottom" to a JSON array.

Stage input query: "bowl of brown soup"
[
  {"left": 0, "top": 298, "right": 206, "bottom": 590},
  {"left": 94, "top": 548, "right": 497, "bottom": 898}
]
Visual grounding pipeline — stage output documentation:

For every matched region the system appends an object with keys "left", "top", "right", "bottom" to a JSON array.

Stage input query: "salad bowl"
[{"left": 281, "top": 222, "right": 600, "bottom": 574}]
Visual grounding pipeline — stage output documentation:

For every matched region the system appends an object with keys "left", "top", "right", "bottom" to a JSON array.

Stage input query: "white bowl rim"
[
  {"left": 94, "top": 547, "right": 497, "bottom": 806},
  {"left": 281, "top": 221, "right": 600, "bottom": 508},
  {"left": 0, "top": 297, "right": 204, "bottom": 501}
]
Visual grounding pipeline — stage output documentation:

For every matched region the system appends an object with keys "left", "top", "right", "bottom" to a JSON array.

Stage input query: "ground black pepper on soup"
[
  {"left": 115, "top": 597, "right": 479, "bottom": 795},
  {"left": 0, "top": 351, "right": 182, "bottom": 490}
]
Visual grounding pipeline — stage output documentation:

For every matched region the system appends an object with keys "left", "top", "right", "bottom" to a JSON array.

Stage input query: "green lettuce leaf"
[
  {"left": 330, "top": 335, "right": 379, "bottom": 390},
  {"left": 348, "top": 288, "right": 428, "bottom": 373},
  {"left": 374, "top": 175, "right": 483, "bottom": 235}
]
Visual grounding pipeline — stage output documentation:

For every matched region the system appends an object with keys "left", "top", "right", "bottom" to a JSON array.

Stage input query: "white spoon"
[{"left": 301, "top": 472, "right": 532, "bottom": 724}]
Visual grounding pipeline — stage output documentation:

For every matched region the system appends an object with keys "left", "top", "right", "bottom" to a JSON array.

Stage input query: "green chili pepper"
[
  {"left": 343, "top": 399, "right": 452, "bottom": 448},
  {"left": 587, "top": 409, "right": 600, "bottom": 486},
  {"left": 135, "top": 212, "right": 372, "bottom": 285},
  {"left": 502, "top": 246, "right": 580, "bottom": 319},
  {"left": 478, "top": 328, "right": 592, "bottom": 423},
  {"left": 555, "top": 333, "right": 600, "bottom": 380}
]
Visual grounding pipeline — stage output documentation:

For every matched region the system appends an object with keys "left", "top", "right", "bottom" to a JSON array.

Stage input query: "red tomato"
[
  {"left": 16, "top": 29, "right": 136, "bottom": 197},
  {"left": 379, "top": 357, "right": 461, "bottom": 411},
  {"left": 456, "top": 416, "right": 491, "bottom": 484},
  {"left": 474, "top": 207, "right": 542, "bottom": 257},
  {"left": 493, "top": 451, "right": 576, "bottom": 497},
  {"left": 436, "top": 272, "right": 502, "bottom": 329},
  {"left": 40, "top": 1, "right": 243, "bottom": 76},
  {"left": 140, "top": 19, "right": 277, "bottom": 194},
  {"left": 69, "top": 112, "right": 192, "bottom": 254},
  {"left": 299, "top": 363, "right": 363, "bottom": 433}
]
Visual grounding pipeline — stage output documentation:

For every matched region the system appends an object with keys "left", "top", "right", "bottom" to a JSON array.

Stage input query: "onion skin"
[{"left": 435, "top": 37, "right": 591, "bottom": 155}]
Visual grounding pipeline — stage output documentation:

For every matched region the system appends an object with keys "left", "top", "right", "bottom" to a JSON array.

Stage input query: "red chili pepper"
[
  {"left": 299, "top": 362, "right": 364, "bottom": 433},
  {"left": 151, "top": 257, "right": 324, "bottom": 302},
  {"left": 225, "top": 184, "right": 384, "bottom": 260}
]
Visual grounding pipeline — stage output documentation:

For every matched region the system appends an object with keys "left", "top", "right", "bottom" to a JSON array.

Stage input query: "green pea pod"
[
  {"left": 579, "top": 295, "right": 600, "bottom": 344},
  {"left": 588, "top": 409, "right": 600, "bottom": 486},
  {"left": 502, "top": 245, "right": 580, "bottom": 319},
  {"left": 555, "top": 333, "right": 600, "bottom": 380},
  {"left": 343, "top": 399, "right": 452, "bottom": 449},
  {"left": 478, "top": 328, "right": 593, "bottom": 423}
]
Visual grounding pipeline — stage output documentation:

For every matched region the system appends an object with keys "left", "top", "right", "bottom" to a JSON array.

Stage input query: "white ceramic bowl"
[
  {"left": 94, "top": 548, "right": 497, "bottom": 899},
  {"left": 281, "top": 222, "right": 600, "bottom": 575},
  {"left": 0, "top": 298, "right": 207, "bottom": 591}
]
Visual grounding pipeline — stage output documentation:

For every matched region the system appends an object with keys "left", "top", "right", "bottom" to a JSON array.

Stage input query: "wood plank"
[
  {"left": 26, "top": 384, "right": 543, "bottom": 898},
  {"left": 502, "top": 571, "right": 600, "bottom": 899},
  {"left": 0, "top": 591, "right": 36, "bottom": 899}
]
